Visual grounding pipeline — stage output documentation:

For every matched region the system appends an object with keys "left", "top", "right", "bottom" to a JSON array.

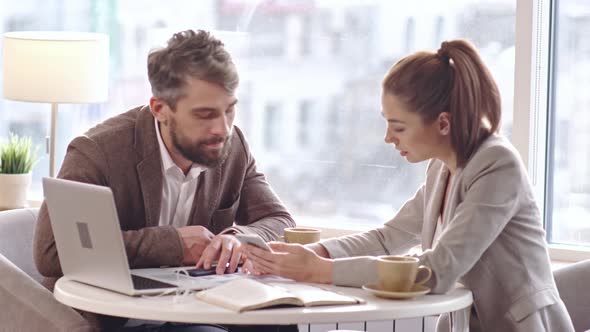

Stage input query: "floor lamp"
[{"left": 2, "top": 31, "right": 109, "bottom": 177}]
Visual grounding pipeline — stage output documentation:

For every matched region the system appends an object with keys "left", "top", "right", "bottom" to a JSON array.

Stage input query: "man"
[{"left": 33, "top": 29, "right": 296, "bottom": 331}]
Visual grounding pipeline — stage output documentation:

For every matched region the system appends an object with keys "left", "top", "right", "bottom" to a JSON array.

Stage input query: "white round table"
[{"left": 54, "top": 277, "right": 472, "bottom": 326}]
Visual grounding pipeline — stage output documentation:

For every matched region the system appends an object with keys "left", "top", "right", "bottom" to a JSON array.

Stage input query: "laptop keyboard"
[{"left": 131, "top": 275, "right": 177, "bottom": 290}]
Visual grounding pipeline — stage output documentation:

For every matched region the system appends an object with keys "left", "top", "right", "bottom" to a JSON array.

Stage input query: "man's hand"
[
  {"left": 196, "top": 234, "right": 243, "bottom": 275},
  {"left": 177, "top": 226, "right": 215, "bottom": 265}
]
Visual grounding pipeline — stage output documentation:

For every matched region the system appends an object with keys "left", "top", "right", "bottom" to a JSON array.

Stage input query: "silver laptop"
[{"left": 42, "top": 177, "right": 240, "bottom": 296}]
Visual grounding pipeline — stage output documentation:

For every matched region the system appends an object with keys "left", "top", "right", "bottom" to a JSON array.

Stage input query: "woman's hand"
[{"left": 245, "top": 242, "right": 333, "bottom": 284}]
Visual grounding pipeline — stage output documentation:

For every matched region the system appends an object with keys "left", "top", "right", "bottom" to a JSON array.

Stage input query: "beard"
[{"left": 169, "top": 117, "right": 232, "bottom": 168}]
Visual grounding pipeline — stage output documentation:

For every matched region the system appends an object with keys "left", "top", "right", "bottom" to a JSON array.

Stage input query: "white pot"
[{"left": 0, "top": 172, "right": 32, "bottom": 210}]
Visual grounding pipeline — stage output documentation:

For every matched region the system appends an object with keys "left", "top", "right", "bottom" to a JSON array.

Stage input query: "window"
[
  {"left": 434, "top": 16, "right": 445, "bottom": 45},
  {"left": 512, "top": 0, "right": 590, "bottom": 259},
  {"left": 298, "top": 100, "right": 311, "bottom": 147},
  {"left": 0, "top": 0, "right": 515, "bottom": 231},
  {"left": 263, "top": 102, "right": 281, "bottom": 151},
  {"left": 545, "top": 0, "right": 590, "bottom": 247},
  {"left": 404, "top": 17, "right": 416, "bottom": 53}
]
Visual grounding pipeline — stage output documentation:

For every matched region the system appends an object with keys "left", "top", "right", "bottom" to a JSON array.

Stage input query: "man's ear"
[
  {"left": 149, "top": 97, "right": 168, "bottom": 125},
  {"left": 438, "top": 112, "right": 451, "bottom": 136}
]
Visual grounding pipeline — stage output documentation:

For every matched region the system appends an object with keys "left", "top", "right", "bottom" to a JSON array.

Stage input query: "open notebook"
[{"left": 195, "top": 278, "right": 363, "bottom": 312}]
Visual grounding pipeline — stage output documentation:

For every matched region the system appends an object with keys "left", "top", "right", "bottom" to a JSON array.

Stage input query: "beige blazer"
[
  {"left": 34, "top": 105, "right": 295, "bottom": 283},
  {"left": 321, "top": 135, "right": 573, "bottom": 331}
]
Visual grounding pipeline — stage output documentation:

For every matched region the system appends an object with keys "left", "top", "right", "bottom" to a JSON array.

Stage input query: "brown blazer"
[{"left": 34, "top": 105, "right": 295, "bottom": 284}]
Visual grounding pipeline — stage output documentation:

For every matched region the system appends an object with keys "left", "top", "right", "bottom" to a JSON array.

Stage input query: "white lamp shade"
[{"left": 2, "top": 31, "right": 109, "bottom": 104}]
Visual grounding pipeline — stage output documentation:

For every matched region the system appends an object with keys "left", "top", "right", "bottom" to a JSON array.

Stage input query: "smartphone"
[
  {"left": 182, "top": 267, "right": 218, "bottom": 277},
  {"left": 177, "top": 261, "right": 247, "bottom": 277},
  {"left": 176, "top": 263, "right": 219, "bottom": 277},
  {"left": 235, "top": 234, "right": 273, "bottom": 252}
]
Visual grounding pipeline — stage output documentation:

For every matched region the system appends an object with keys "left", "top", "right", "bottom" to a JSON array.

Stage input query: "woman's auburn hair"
[{"left": 382, "top": 39, "right": 501, "bottom": 167}]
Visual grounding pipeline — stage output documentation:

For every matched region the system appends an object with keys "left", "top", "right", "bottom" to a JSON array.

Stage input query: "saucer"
[{"left": 362, "top": 283, "right": 431, "bottom": 299}]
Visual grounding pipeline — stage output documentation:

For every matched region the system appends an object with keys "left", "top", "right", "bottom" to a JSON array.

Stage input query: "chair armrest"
[{"left": 0, "top": 254, "right": 96, "bottom": 332}]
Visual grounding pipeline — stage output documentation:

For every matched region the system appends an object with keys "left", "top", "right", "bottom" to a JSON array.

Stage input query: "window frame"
[{"left": 513, "top": 0, "right": 590, "bottom": 262}]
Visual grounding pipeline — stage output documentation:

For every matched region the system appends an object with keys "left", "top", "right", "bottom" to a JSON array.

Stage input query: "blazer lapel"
[
  {"left": 134, "top": 106, "right": 163, "bottom": 228},
  {"left": 442, "top": 167, "right": 463, "bottom": 228},
  {"left": 422, "top": 166, "right": 449, "bottom": 250},
  {"left": 137, "top": 158, "right": 162, "bottom": 227},
  {"left": 187, "top": 168, "right": 220, "bottom": 227}
]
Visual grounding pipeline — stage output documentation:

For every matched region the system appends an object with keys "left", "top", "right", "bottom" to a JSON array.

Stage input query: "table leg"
[{"left": 450, "top": 305, "right": 471, "bottom": 332}]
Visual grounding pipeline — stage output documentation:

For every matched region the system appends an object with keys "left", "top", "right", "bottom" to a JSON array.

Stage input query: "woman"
[{"left": 245, "top": 40, "right": 574, "bottom": 332}]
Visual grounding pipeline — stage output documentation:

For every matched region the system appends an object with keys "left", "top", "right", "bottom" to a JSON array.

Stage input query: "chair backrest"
[
  {"left": 0, "top": 208, "right": 42, "bottom": 282},
  {"left": 554, "top": 260, "right": 590, "bottom": 332}
]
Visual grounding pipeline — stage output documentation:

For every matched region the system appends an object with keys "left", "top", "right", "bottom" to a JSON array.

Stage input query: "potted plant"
[{"left": 0, "top": 133, "right": 39, "bottom": 210}]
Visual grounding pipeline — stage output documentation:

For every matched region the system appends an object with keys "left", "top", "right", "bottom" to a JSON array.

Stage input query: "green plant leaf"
[{"left": 0, "top": 133, "right": 40, "bottom": 174}]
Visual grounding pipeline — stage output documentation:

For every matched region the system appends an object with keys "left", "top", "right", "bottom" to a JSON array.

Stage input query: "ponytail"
[{"left": 440, "top": 40, "right": 501, "bottom": 166}]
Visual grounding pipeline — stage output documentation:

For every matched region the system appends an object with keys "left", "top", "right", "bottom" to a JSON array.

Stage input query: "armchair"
[
  {"left": 554, "top": 260, "right": 590, "bottom": 332},
  {"left": 0, "top": 208, "right": 95, "bottom": 332}
]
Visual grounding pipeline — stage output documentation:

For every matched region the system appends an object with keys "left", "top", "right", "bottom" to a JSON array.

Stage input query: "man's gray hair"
[{"left": 147, "top": 30, "right": 239, "bottom": 108}]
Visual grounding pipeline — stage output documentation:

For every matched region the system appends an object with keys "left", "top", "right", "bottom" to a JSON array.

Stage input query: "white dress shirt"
[{"left": 155, "top": 119, "right": 206, "bottom": 227}]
